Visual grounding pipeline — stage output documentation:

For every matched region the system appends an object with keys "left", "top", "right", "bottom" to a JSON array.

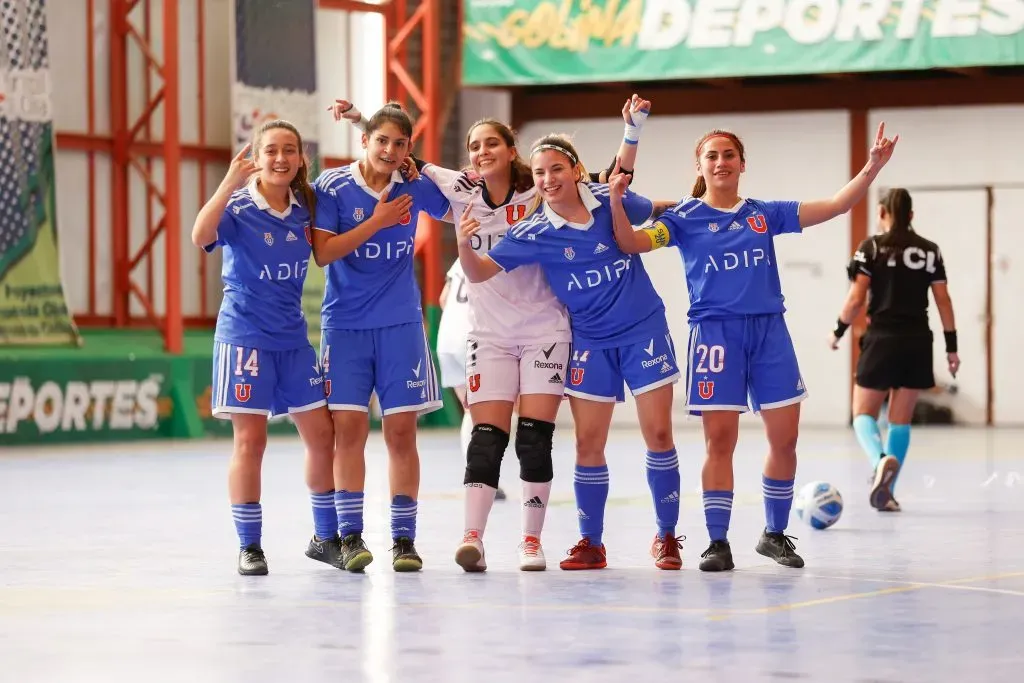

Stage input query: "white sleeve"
[{"left": 422, "top": 163, "right": 475, "bottom": 201}]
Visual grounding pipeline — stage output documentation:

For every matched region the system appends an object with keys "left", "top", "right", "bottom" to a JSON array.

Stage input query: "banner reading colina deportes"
[
  {"left": 462, "top": 0, "right": 1024, "bottom": 86},
  {"left": 0, "top": 0, "right": 80, "bottom": 346},
  {"left": 230, "top": 0, "right": 323, "bottom": 347}
]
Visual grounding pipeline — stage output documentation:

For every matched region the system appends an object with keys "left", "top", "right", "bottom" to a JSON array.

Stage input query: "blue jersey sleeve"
[
  {"left": 204, "top": 208, "right": 237, "bottom": 253},
  {"left": 622, "top": 190, "right": 654, "bottom": 225},
  {"left": 412, "top": 176, "right": 452, "bottom": 220},
  {"left": 486, "top": 231, "right": 538, "bottom": 272},
  {"left": 313, "top": 180, "right": 341, "bottom": 234},
  {"left": 762, "top": 200, "right": 802, "bottom": 236}
]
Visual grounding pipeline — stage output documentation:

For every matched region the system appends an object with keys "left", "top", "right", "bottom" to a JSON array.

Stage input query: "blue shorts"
[
  {"left": 321, "top": 322, "right": 443, "bottom": 416},
  {"left": 211, "top": 342, "right": 327, "bottom": 419},
  {"left": 684, "top": 314, "right": 808, "bottom": 415},
  {"left": 565, "top": 331, "right": 680, "bottom": 403}
]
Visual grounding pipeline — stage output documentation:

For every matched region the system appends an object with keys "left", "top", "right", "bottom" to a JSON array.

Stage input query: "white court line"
[{"left": 746, "top": 568, "right": 1024, "bottom": 597}]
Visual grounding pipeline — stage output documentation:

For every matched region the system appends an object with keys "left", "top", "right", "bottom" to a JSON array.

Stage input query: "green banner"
[
  {"left": 462, "top": 0, "right": 1024, "bottom": 85},
  {"left": 0, "top": 0, "right": 80, "bottom": 346},
  {"left": 0, "top": 359, "right": 177, "bottom": 444}
]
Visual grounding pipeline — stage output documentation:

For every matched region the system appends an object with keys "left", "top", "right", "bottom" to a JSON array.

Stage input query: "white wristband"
[{"left": 624, "top": 107, "right": 649, "bottom": 144}]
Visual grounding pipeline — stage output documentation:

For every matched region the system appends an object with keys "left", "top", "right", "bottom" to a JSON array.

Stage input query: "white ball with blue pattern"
[{"left": 794, "top": 481, "right": 844, "bottom": 529}]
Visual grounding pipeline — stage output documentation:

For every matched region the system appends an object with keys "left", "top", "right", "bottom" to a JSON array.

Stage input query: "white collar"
[
  {"left": 247, "top": 177, "right": 299, "bottom": 219},
  {"left": 545, "top": 182, "right": 602, "bottom": 230},
  {"left": 350, "top": 160, "right": 405, "bottom": 198}
]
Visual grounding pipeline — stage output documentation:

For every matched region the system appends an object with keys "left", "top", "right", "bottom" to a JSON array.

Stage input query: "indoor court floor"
[{"left": 2, "top": 424, "right": 1023, "bottom": 682}]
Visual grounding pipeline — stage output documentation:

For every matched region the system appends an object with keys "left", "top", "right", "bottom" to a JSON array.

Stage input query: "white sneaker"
[
  {"left": 455, "top": 531, "right": 487, "bottom": 572},
  {"left": 518, "top": 535, "right": 546, "bottom": 571}
]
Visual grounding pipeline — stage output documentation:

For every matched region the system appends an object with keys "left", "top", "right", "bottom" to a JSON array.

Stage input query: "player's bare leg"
[
  {"left": 382, "top": 411, "right": 423, "bottom": 571},
  {"left": 292, "top": 406, "right": 342, "bottom": 567},
  {"left": 698, "top": 410, "right": 739, "bottom": 571},
  {"left": 514, "top": 393, "right": 563, "bottom": 571},
  {"left": 560, "top": 397, "right": 614, "bottom": 570},
  {"left": 635, "top": 384, "right": 683, "bottom": 569},
  {"left": 229, "top": 413, "right": 269, "bottom": 575},
  {"left": 456, "top": 399, "right": 514, "bottom": 572},
  {"left": 332, "top": 410, "right": 373, "bottom": 571},
  {"left": 756, "top": 404, "right": 804, "bottom": 568}
]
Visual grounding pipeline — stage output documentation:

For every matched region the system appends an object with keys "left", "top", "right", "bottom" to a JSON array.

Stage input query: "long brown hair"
[
  {"left": 465, "top": 119, "right": 533, "bottom": 193},
  {"left": 521, "top": 134, "right": 590, "bottom": 220},
  {"left": 692, "top": 129, "right": 746, "bottom": 198},
  {"left": 877, "top": 188, "right": 914, "bottom": 254},
  {"left": 253, "top": 119, "right": 316, "bottom": 224}
]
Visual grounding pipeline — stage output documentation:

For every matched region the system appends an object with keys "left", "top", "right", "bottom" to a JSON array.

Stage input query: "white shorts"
[
  {"left": 438, "top": 350, "right": 466, "bottom": 389},
  {"left": 465, "top": 338, "right": 570, "bottom": 404}
]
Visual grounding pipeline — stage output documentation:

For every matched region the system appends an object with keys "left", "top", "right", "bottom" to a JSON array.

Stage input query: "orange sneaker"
[
  {"left": 558, "top": 537, "right": 607, "bottom": 570},
  {"left": 651, "top": 532, "right": 684, "bottom": 570}
]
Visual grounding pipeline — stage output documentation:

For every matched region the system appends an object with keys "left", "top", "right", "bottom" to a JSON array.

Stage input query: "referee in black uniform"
[{"left": 830, "top": 188, "right": 961, "bottom": 512}]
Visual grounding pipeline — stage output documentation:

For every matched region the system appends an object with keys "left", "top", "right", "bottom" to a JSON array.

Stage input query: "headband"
[{"left": 531, "top": 143, "right": 577, "bottom": 165}]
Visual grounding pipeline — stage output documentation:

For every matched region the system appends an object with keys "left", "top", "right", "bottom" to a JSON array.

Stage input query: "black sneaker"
[
  {"left": 698, "top": 540, "right": 735, "bottom": 572},
  {"left": 755, "top": 529, "right": 805, "bottom": 568},
  {"left": 305, "top": 534, "right": 343, "bottom": 567},
  {"left": 238, "top": 544, "right": 269, "bottom": 576},
  {"left": 391, "top": 536, "right": 423, "bottom": 572},
  {"left": 870, "top": 455, "right": 902, "bottom": 512},
  {"left": 339, "top": 533, "right": 374, "bottom": 572}
]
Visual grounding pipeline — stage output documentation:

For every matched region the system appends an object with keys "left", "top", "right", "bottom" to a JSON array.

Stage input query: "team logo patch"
[
  {"left": 505, "top": 205, "right": 525, "bottom": 224},
  {"left": 468, "top": 374, "right": 481, "bottom": 392},
  {"left": 746, "top": 214, "right": 768, "bottom": 234},
  {"left": 564, "top": 246, "right": 576, "bottom": 261},
  {"left": 235, "top": 383, "right": 252, "bottom": 402},
  {"left": 304, "top": 226, "right": 312, "bottom": 244},
  {"left": 353, "top": 207, "right": 364, "bottom": 221},
  {"left": 708, "top": 222, "right": 719, "bottom": 232},
  {"left": 570, "top": 368, "right": 585, "bottom": 386},
  {"left": 263, "top": 232, "right": 274, "bottom": 246},
  {"left": 697, "top": 380, "right": 715, "bottom": 399},
  {"left": 399, "top": 212, "right": 412, "bottom": 225}
]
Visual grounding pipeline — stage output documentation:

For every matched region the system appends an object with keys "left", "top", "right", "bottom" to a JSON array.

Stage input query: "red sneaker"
[
  {"left": 651, "top": 532, "right": 684, "bottom": 570},
  {"left": 558, "top": 537, "right": 607, "bottom": 570}
]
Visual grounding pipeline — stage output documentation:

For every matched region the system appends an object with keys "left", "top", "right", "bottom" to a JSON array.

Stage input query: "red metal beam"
[
  {"left": 55, "top": 132, "right": 230, "bottom": 162},
  {"left": 163, "top": 0, "right": 183, "bottom": 353},
  {"left": 197, "top": 0, "right": 209, "bottom": 319}
]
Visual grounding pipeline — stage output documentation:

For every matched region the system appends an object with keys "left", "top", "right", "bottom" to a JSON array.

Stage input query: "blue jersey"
[
  {"left": 204, "top": 179, "right": 313, "bottom": 351},
  {"left": 313, "top": 161, "right": 451, "bottom": 330},
  {"left": 486, "top": 183, "right": 662, "bottom": 349},
  {"left": 650, "top": 197, "right": 802, "bottom": 322}
]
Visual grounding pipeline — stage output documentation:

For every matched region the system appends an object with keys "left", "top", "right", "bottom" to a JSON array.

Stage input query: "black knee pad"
[
  {"left": 464, "top": 423, "right": 509, "bottom": 489},
  {"left": 515, "top": 417, "right": 555, "bottom": 483}
]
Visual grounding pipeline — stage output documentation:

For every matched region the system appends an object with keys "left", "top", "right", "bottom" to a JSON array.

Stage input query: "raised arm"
[
  {"left": 311, "top": 194, "right": 413, "bottom": 267},
  {"left": 192, "top": 144, "right": 256, "bottom": 248},
  {"left": 592, "top": 94, "right": 650, "bottom": 183},
  {"left": 800, "top": 122, "right": 898, "bottom": 229}
]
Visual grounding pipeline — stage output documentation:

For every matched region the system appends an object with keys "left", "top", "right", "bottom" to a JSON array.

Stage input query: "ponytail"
[
  {"left": 692, "top": 176, "right": 707, "bottom": 198},
  {"left": 877, "top": 187, "right": 914, "bottom": 256}
]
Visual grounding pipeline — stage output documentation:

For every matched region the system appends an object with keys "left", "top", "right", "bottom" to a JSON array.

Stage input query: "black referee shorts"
[{"left": 856, "top": 331, "right": 935, "bottom": 391}]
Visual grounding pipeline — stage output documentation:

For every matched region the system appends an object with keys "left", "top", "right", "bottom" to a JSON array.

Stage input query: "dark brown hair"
[
  {"left": 466, "top": 118, "right": 533, "bottom": 193},
  {"left": 253, "top": 119, "right": 316, "bottom": 224},
  {"left": 366, "top": 101, "right": 414, "bottom": 138},
  {"left": 692, "top": 129, "right": 746, "bottom": 198},
  {"left": 877, "top": 188, "right": 914, "bottom": 254}
]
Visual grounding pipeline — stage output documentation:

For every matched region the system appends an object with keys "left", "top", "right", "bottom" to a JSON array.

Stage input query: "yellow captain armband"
[{"left": 642, "top": 222, "right": 671, "bottom": 251}]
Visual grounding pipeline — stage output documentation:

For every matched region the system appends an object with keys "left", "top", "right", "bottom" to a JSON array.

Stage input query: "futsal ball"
[{"left": 794, "top": 481, "right": 844, "bottom": 530}]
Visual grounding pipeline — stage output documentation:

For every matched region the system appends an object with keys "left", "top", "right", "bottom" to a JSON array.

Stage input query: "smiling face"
[
  {"left": 531, "top": 148, "right": 579, "bottom": 206},
  {"left": 467, "top": 123, "right": 515, "bottom": 182},
  {"left": 362, "top": 121, "right": 410, "bottom": 176},
  {"left": 696, "top": 133, "right": 746, "bottom": 195},
  {"left": 254, "top": 126, "right": 302, "bottom": 189}
]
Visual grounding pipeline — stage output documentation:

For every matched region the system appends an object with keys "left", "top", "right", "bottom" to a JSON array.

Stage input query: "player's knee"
[
  {"left": 464, "top": 423, "right": 509, "bottom": 489},
  {"left": 515, "top": 418, "right": 555, "bottom": 483}
]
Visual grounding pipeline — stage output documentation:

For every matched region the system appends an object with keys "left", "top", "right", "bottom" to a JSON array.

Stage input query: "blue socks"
[
  {"left": 391, "top": 494, "right": 417, "bottom": 540},
  {"left": 231, "top": 502, "right": 262, "bottom": 549},
  {"left": 886, "top": 423, "right": 911, "bottom": 490},
  {"left": 335, "top": 490, "right": 364, "bottom": 537},
  {"left": 703, "top": 490, "right": 733, "bottom": 542},
  {"left": 762, "top": 476, "right": 795, "bottom": 533},
  {"left": 574, "top": 464, "right": 609, "bottom": 546},
  {"left": 646, "top": 448, "right": 680, "bottom": 536},
  {"left": 311, "top": 490, "right": 336, "bottom": 540},
  {"left": 853, "top": 414, "right": 885, "bottom": 469}
]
